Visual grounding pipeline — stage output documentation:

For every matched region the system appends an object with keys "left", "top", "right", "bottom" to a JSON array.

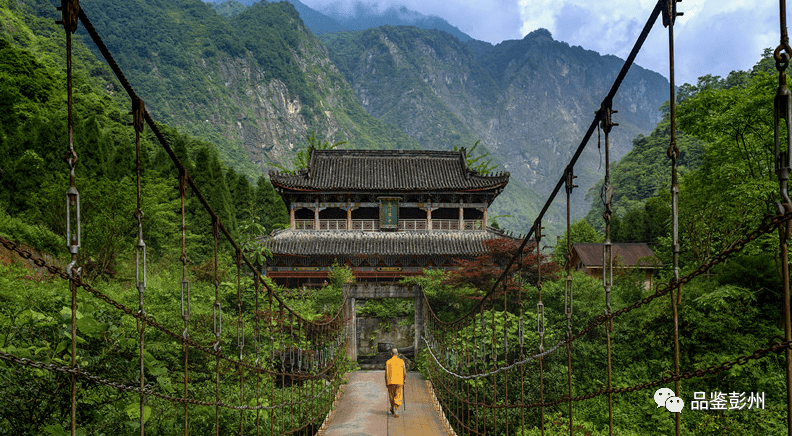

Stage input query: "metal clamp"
[
  {"left": 662, "top": 0, "right": 684, "bottom": 28},
  {"left": 56, "top": 0, "right": 80, "bottom": 34}
]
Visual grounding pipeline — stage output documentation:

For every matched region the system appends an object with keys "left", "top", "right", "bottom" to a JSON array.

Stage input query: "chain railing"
[
  {"left": 6, "top": 0, "right": 792, "bottom": 435},
  {"left": 420, "top": 1, "right": 792, "bottom": 435},
  {"left": 0, "top": 1, "right": 349, "bottom": 434}
]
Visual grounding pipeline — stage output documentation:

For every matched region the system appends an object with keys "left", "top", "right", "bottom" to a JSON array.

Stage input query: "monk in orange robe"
[{"left": 385, "top": 348, "right": 406, "bottom": 417}]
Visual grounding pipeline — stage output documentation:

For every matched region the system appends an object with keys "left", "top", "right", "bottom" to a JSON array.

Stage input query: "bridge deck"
[{"left": 320, "top": 371, "right": 450, "bottom": 436}]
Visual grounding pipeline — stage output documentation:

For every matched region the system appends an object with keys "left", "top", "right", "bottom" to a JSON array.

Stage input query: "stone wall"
[{"left": 356, "top": 316, "right": 414, "bottom": 357}]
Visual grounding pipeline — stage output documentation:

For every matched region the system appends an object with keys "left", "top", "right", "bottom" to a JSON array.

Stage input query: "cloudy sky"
[{"left": 300, "top": 0, "right": 785, "bottom": 86}]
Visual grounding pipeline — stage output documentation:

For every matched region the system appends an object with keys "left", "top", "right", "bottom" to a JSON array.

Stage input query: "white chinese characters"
[{"left": 690, "top": 392, "right": 765, "bottom": 410}]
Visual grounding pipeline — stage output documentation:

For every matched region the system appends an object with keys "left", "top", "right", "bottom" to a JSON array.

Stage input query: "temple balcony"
[{"left": 293, "top": 219, "right": 485, "bottom": 231}]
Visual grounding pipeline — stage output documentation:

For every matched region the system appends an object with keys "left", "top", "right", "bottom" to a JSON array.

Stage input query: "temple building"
[{"left": 262, "top": 148, "right": 513, "bottom": 287}]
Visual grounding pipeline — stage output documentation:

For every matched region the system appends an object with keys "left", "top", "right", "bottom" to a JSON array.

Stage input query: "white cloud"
[
  {"left": 299, "top": 0, "right": 790, "bottom": 84},
  {"left": 517, "top": 0, "right": 788, "bottom": 84},
  {"left": 300, "top": 0, "right": 524, "bottom": 43}
]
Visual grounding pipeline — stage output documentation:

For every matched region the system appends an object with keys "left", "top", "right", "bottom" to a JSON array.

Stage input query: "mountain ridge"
[
  {"left": 203, "top": 0, "right": 473, "bottom": 42},
  {"left": 14, "top": 0, "right": 670, "bottom": 235},
  {"left": 320, "top": 25, "right": 669, "bottom": 231}
]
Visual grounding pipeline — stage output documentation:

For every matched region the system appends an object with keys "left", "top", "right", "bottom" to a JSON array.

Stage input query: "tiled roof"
[
  {"left": 269, "top": 148, "right": 509, "bottom": 192},
  {"left": 263, "top": 228, "right": 513, "bottom": 257},
  {"left": 572, "top": 243, "right": 662, "bottom": 268}
]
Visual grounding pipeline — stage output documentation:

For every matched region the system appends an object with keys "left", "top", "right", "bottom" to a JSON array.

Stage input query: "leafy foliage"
[
  {"left": 273, "top": 130, "right": 347, "bottom": 174},
  {"left": 454, "top": 140, "right": 498, "bottom": 174},
  {"left": 0, "top": 1, "right": 288, "bottom": 276},
  {"left": 551, "top": 219, "right": 602, "bottom": 264}
]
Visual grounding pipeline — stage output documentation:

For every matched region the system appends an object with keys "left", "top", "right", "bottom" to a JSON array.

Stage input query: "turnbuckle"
[
  {"left": 56, "top": 0, "right": 80, "bottom": 34},
  {"left": 662, "top": 0, "right": 684, "bottom": 28},
  {"left": 775, "top": 70, "right": 792, "bottom": 212}
]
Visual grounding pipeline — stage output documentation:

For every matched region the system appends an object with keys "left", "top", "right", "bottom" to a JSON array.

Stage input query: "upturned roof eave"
[{"left": 269, "top": 180, "right": 509, "bottom": 193}]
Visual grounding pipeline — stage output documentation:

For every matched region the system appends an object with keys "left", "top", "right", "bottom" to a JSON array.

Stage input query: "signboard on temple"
[{"left": 379, "top": 197, "right": 400, "bottom": 230}]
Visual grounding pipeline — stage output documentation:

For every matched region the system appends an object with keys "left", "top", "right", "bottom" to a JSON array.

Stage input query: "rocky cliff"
[
  {"left": 71, "top": 0, "right": 668, "bottom": 234},
  {"left": 321, "top": 26, "right": 670, "bottom": 231},
  {"left": 75, "top": 0, "right": 420, "bottom": 176}
]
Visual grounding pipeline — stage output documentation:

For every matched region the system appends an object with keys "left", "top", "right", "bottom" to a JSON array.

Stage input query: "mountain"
[
  {"left": 14, "top": 0, "right": 670, "bottom": 235},
  {"left": 320, "top": 26, "right": 669, "bottom": 232},
  {"left": 71, "top": 0, "right": 421, "bottom": 178},
  {"left": 305, "top": 1, "right": 472, "bottom": 42},
  {"left": 202, "top": 0, "right": 472, "bottom": 42}
]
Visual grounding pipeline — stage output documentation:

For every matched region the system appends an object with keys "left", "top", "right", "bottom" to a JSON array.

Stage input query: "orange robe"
[{"left": 385, "top": 355, "right": 405, "bottom": 408}]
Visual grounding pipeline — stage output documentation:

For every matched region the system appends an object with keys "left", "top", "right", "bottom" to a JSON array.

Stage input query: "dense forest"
[{"left": 1, "top": 0, "right": 790, "bottom": 434}]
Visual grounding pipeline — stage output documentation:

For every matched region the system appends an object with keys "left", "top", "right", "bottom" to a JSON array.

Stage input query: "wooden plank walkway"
[{"left": 319, "top": 371, "right": 451, "bottom": 436}]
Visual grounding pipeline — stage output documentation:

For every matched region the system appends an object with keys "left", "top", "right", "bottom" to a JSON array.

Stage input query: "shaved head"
[{"left": 392, "top": 348, "right": 398, "bottom": 355}]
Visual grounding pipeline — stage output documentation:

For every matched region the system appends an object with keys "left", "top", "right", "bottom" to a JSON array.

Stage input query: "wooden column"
[
  {"left": 427, "top": 204, "right": 433, "bottom": 231},
  {"left": 458, "top": 200, "right": 464, "bottom": 230},
  {"left": 483, "top": 207, "right": 488, "bottom": 230},
  {"left": 289, "top": 205, "right": 295, "bottom": 230},
  {"left": 314, "top": 203, "right": 319, "bottom": 230},
  {"left": 346, "top": 205, "right": 352, "bottom": 230}
]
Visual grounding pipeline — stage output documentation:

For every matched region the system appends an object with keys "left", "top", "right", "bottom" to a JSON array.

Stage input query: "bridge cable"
[
  {"left": 5, "top": 3, "right": 350, "bottom": 433},
  {"left": 774, "top": 0, "right": 792, "bottom": 434},
  {"left": 564, "top": 166, "right": 577, "bottom": 435},
  {"left": 535, "top": 222, "right": 545, "bottom": 435},
  {"left": 56, "top": 1, "right": 82, "bottom": 434},
  {"left": 662, "top": 0, "right": 684, "bottom": 434},
  {"left": 178, "top": 167, "right": 191, "bottom": 434},
  {"left": 599, "top": 95, "right": 617, "bottom": 436}
]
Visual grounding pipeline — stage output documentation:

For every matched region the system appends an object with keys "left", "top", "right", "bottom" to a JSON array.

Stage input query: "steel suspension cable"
[
  {"left": 178, "top": 168, "right": 191, "bottom": 435},
  {"left": 564, "top": 167, "right": 577, "bottom": 436},
  {"left": 662, "top": 1, "right": 684, "bottom": 434},
  {"left": 535, "top": 223, "right": 546, "bottom": 435},
  {"left": 426, "top": 0, "right": 664, "bottom": 329},
  {"left": 56, "top": 1, "right": 82, "bottom": 433},
  {"left": 597, "top": 95, "right": 618, "bottom": 436},
  {"left": 6, "top": 3, "right": 351, "bottom": 435},
  {"left": 132, "top": 95, "right": 148, "bottom": 436},
  {"left": 775, "top": 0, "right": 792, "bottom": 434}
]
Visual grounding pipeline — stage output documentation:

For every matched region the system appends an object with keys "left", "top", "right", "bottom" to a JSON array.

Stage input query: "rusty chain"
[
  {"left": 427, "top": 338, "right": 792, "bottom": 411},
  {"left": 0, "top": 351, "right": 341, "bottom": 411},
  {"left": 0, "top": 236, "right": 345, "bottom": 380},
  {"left": 422, "top": 209, "right": 792, "bottom": 381}
]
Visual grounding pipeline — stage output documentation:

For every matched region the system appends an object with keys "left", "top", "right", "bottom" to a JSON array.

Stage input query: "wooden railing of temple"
[
  {"left": 418, "top": 1, "right": 792, "bottom": 435},
  {"left": 293, "top": 219, "right": 486, "bottom": 231},
  {"left": 0, "top": 2, "right": 348, "bottom": 435}
]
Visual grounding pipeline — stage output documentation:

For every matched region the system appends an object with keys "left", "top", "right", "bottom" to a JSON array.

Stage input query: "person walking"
[{"left": 385, "top": 348, "right": 406, "bottom": 417}]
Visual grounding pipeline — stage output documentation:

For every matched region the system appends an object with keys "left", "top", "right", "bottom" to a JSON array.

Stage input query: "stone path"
[{"left": 320, "top": 371, "right": 450, "bottom": 436}]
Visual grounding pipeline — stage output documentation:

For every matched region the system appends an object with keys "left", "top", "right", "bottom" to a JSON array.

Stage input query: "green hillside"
[
  {"left": 70, "top": 0, "right": 421, "bottom": 178},
  {"left": 0, "top": 0, "right": 288, "bottom": 275}
]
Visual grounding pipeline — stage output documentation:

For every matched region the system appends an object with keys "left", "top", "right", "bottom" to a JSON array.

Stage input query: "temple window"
[
  {"left": 294, "top": 207, "right": 315, "bottom": 230},
  {"left": 431, "top": 208, "right": 460, "bottom": 230},
  {"left": 399, "top": 207, "right": 427, "bottom": 231},
  {"left": 351, "top": 207, "right": 379, "bottom": 231},
  {"left": 319, "top": 207, "right": 347, "bottom": 230}
]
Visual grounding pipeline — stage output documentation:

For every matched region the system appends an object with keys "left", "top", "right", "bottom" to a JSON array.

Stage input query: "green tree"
[
  {"left": 552, "top": 219, "right": 602, "bottom": 264},
  {"left": 274, "top": 130, "right": 346, "bottom": 174},
  {"left": 675, "top": 61, "right": 778, "bottom": 264}
]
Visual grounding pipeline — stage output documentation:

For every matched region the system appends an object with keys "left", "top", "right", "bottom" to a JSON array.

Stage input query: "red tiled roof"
[{"left": 572, "top": 243, "right": 662, "bottom": 268}]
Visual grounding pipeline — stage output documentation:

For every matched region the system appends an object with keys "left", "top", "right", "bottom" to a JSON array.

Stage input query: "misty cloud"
[{"left": 298, "top": 0, "right": 789, "bottom": 85}]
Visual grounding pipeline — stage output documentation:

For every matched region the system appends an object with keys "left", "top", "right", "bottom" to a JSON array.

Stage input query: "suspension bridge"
[{"left": 3, "top": 0, "right": 792, "bottom": 435}]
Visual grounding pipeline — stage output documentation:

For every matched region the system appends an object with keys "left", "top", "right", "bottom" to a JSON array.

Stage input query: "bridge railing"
[
  {"left": 418, "top": 0, "right": 792, "bottom": 435},
  {"left": 0, "top": 1, "right": 350, "bottom": 434}
]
